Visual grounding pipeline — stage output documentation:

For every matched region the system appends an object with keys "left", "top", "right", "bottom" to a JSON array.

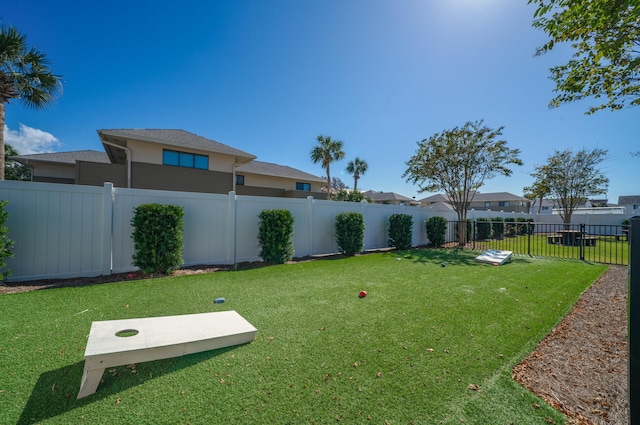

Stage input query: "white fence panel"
[
  {"left": 0, "top": 181, "right": 107, "bottom": 281},
  {"left": 111, "top": 188, "right": 235, "bottom": 273}
]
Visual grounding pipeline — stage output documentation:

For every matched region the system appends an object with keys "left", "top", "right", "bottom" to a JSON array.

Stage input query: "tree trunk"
[
  {"left": 325, "top": 167, "right": 331, "bottom": 200},
  {"left": 0, "top": 102, "right": 5, "bottom": 180}
]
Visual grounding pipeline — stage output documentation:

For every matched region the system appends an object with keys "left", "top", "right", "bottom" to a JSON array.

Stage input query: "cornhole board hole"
[
  {"left": 475, "top": 250, "right": 513, "bottom": 266},
  {"left": 77, "top": 310, "right": 257, "bottom": 399}
]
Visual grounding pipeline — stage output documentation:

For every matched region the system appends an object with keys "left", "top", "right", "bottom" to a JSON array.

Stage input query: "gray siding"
[
  {"left": 33, "top": 176, "right": 75, "bottom": 184},
  {"left": 77, "top": 161, "right": 127, "bottom": 187},
  {"left": 132, "top": 162, "right": 233, "bottom": 194}
]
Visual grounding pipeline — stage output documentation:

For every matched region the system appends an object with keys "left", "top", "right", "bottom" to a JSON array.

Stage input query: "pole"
[{"left": 630, "top": 216, "right": 640, "bottom": 424}]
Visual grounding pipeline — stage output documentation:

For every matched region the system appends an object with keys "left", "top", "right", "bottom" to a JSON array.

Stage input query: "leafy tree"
[
  {"left": 5, "top": 144, "right": 31, "bottom": 181},
  {"left": 332, "top": 189, "right": 367, "bottom": 202},
  {"left": 528, "top": 148, "right": 609, "bottom": 226},
  {"left": 523, "top": 166, "right": 552, "bottom": 213},
  {"left": 529, "top": 0, "right": 640, "bottom": 114},
  {"left": 310, "top": 135, "right": 345, "bottom": 200},
  {"left": 403, "top": 120, "right": 522, "bottom": 245},
  {"left": 345, "top": 157, "right": 368, "bottom": 192},
  {"left": 0, "top": 26, "right": 62, "bottom": 180}
]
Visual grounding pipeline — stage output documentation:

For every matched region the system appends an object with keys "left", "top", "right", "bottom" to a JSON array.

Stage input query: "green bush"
[
  {"left": 132, "top": 203, "right": 184, "bottom": 274},
  {"left": 335, "top": 212, "right": 365, "bottom": 256},
  {"left": 333, "top": 190, "right": 368, "bottom": 202},
  {"left": 476, "top": 218, "right": 492, "bottom": 240},
  {"left": 425, "top": 216, "right": 447, "bottom": 247},
  {"left": 504, "top": 217, "right": 517, "bottom": 237},
  {"left": 388, "top": 214, "right": 413, "bottom": 250},
  {"left": 0, "top": 201, "right": 14, "bottom": 280},
  {"left": 258, "top": 209, "right": 295, "bottom": 264},
  {"left": 516, "top": 217, "right": 535, "bottom": 235},
  {"left": 491, "top": 217, "right": 504, "bottom": 239}
]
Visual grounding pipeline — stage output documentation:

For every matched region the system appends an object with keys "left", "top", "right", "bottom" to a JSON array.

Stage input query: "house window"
[
  {"left": 236, "top": 175, "right": 245, "bottom": 186},
  {"left": 296, "top": 182, "right": 311, "bottom": 191},
  {"left": 634, "top": 205, "right": 639, "bottom": 210},
  {"left": 484, "top": 202, "right": 491, "bottom": 208},
  {"left": 542, "top": 206, "right": 550, "bottom": 211},
  {"left": 163, "top": 149, "right": 209, "bottom": 170},
  {"left": 498, "top": 201, "right": 510, "bottom": 207}
]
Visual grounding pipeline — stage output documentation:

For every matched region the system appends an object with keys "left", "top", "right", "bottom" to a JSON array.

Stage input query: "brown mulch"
[
  {"left": 0, "top": 261, "right": 629, "bottom": 424},
  {"left": 513, "top": 266, "right": 629, "bottom": 425}
]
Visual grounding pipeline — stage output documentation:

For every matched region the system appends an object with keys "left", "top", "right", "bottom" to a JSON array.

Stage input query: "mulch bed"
[
  {"left": 513, "top": 266, "right": 629, "bottom": 424},
  {"left": 0, "top": 261, "right": 630, "bottom": 424}
]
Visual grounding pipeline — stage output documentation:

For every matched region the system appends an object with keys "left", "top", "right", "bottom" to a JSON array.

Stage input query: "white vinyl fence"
[
  {"left": 1, "top": 181, "right": 434, "bottom": 282},
  {"left": 1, "top": 181, "right": 633, "bottom": 282}
]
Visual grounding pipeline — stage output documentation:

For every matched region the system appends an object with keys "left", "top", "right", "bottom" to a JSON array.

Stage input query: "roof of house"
[
  {"left": 419, "top": 191, "right": 526, "bottom": 203},
  {"left": 364, "top": 190, "right": 414, "bottom": 202},
  {"left": 10, "top": 150, "right": 110, "bottom": 165},
  {"left": 235, "top": 161, "right": 324, "bottom": 182},
  {"left": 98, "top": 129, "right": 257, "bottom": 163},
  {"left": 422, "top": 201, "right": 455, "bottom": 212},
  {"left": 618, "top": 196, "right": 640, "bottom": 204}
]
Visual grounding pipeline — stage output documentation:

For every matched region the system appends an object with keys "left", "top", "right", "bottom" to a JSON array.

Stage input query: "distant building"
[
  {"left": 11, "top": 129, "right": 326, "bottom": 199},
  {"left": 363, "top": 190, "right": 416, "bottom": 205},
  {"left": 418, "top": 192, "right": 528, "bottom": 213},
  {"left": 618, "top": 196, "right": 640, "bottom": 214}
]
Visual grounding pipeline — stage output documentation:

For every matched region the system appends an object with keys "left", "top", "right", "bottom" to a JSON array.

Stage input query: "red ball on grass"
[{"left": 359, "top": 291, "right": 367, "bottom": 298}]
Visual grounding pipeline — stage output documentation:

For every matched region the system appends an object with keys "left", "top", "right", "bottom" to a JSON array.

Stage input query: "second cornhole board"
[
  {"left": 475, "top": 250, "right": 513, "bottom": 266},
  {"left": 77, "top": 310, "right": 257, "bottom": 399}
]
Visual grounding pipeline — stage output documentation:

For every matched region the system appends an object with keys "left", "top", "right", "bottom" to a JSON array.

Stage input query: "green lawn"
[
  {"left": 0, "top": 250, "right": 607, "bottom": 424},
  {"left": 478, "top": 233, "right": 630, "bottom": 265}
]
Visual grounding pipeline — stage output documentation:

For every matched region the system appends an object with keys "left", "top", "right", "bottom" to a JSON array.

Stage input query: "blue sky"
[{"left": 2, "top": 0, "right": 637, "bottom": 203}]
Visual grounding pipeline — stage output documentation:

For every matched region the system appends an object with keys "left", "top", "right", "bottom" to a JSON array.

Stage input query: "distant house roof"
[
  {"left": 98, "top": 129, "right": 257, "bottom": 164},
  {"left": 418, "top": 193, "right": 448, "bottom": 203},
  {"left": 419, "top": 192, "right": 527, "bottom": 203},
  {"left": 11, "top": 150, "right": 110, "bottom": 165},
  {"left": 618, "top": 196, "right": 640, "bottom": 205},
  {"left": 364, "top": 190, "right": 414, "bottom": 202},
  {"left": 423, "top": 201, "right": 455, "bottom": 212},
  {"left": 236, "top": 161, "right": 324, "bottom": 182}
]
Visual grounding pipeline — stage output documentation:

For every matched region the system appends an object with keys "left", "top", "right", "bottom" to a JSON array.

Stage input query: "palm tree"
[
  {"left": 0, "top": 26, "right": 62, "bottom": 180},
  {"left": 345, "top": 157, "right": 368, "bottom": 192},
  {"left": 310, "top": 135, "right": 345, "bottom": 199}
]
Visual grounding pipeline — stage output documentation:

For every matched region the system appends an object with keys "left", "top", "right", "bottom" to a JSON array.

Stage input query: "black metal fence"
[{"left": 443, "top": 220, "right": 630, "bottom": 266}]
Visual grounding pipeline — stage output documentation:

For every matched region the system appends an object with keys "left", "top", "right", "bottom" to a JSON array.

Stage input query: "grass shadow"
[
  {"left": 393, "top": 247, "right": 535, "bottom": 267},
  {"left": 16, "top": 346, "right": 238, "bottom": 425}
]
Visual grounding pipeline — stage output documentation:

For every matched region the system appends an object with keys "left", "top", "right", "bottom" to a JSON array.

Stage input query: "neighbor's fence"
[
  {"left": 0, "top": 181, "right": 434, "bottom": 282},
  {"left": 444, "top": 220, "right": 630, "bottom": 265}
]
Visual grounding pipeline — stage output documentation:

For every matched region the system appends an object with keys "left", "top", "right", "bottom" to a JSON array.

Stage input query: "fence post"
[
  {"left": 307, "top": 196, "right": 314, "bottom": 257},
  {"left": 228, "top": 191, "right": 237, "bottom": 266},
  {"left": 579, "top": 223, "right": 585, "bottom": 261},
  {"left": 630, "top": 216, "right": 640, "bottom": 424},
  {"left": 101, "top": 182, "right": 114, "bottom": 276}
]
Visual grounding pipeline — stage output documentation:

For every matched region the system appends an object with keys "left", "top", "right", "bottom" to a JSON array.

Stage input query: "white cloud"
[{"left": 3, "top": 124, "right": 60, "bottom": 155}]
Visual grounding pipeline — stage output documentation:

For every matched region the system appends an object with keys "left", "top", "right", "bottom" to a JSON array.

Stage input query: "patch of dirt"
[
  {"left": 513, "top": 266, "right": 629, "bottom": 424},
  {"left": 0, "top": 258, "right": 629, "bottom": 424}
]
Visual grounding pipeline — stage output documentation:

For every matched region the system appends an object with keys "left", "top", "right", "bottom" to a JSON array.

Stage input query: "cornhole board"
[
  {"left": 475, "top": 250, "right": 513, "bottom": 266},
  {"left": 77, "top": 310, "right": 257, "bottom": 399}
]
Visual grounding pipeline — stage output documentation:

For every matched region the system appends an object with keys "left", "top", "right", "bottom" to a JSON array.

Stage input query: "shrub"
[
  {"left": 0, "top": 201, "right": 14, "bottom": 280},
  {"left": 476, "top": 218, "right": 492, "bottom": 240},
  {"left": 425, "top": 216, "right": 447, "bottom": 247},
  {"left": 258, "top": 209, "right": 295, "bottom": 264},
  {"left": 335, "top": 212, "right": 365, "bottom": 256},
  {"left": 388, "top": 214, "right": 413, "bottom": 250},
  {"left": 132, "top": 203, "right": 184, "bottom": 274},
  {"left": 504, "top": 217, "right": 517, "bottom": 237},
  {"left": 491, "top": 217, "right": 504, "bottom": 239}
]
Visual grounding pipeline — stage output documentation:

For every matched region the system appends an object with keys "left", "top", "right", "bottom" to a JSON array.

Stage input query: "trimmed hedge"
[
  {"left": 425, "top": 216, "right": 447, "bottom": 247},
  {"left": 476, "top": 217, "right": 492, "bottom": 240},
  {"left": 335, "top": 212, "right": 365, "bottom": 256},
  {"left": 0, "top": 201, "right": 14, "bottom": 280},
  {"left": 258, "top": 209, "right": 295, "bottom": 264},
  {"left": 388, "top": 214, "right": 413, "bottom": 250},
  {"left": 131, "top": 203, "right": 184, "bottom": 274}
]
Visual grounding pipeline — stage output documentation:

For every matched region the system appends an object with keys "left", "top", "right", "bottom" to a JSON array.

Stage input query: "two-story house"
[{"left": 11, "top": 129, "right": 326, "bottom": 199}]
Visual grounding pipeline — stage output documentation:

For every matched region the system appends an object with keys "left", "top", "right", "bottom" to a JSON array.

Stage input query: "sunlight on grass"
[{"left": 0, "top": 250, "right": 607, "bottom": 424}]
